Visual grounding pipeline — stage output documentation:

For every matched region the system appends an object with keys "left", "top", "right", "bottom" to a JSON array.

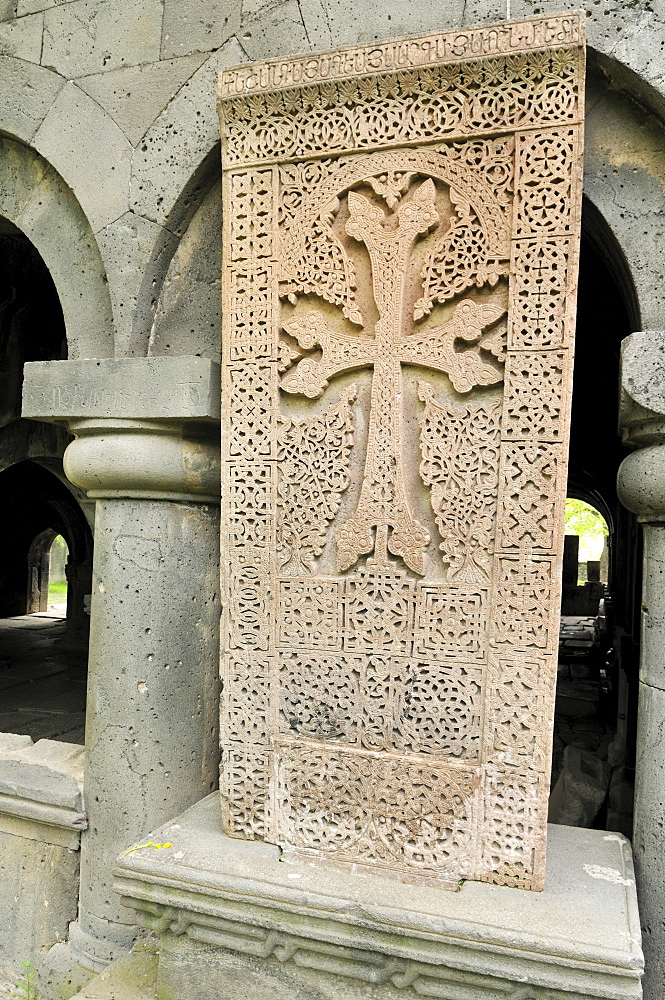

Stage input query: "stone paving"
[{"left": 0, "top": 615, "right": 87, "bottom": 744}]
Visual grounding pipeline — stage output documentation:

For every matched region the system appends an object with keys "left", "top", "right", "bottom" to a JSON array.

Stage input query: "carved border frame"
[{"left": 219, "top": 13, "right": 585, "bottom": 890}]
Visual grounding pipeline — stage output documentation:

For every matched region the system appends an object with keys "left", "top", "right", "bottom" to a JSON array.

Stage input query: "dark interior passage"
[
  {"left": 0, "top": 460, "right": 93, "bottom": 623},
  {"left": 0, "top": 463, "right": 92, "bottom": 743},
  {"left": 0, "top": 218, "right": 92, "bottom": 743},
  {"left": 550, "top": 201, "right": 640, "bottom": 835}
]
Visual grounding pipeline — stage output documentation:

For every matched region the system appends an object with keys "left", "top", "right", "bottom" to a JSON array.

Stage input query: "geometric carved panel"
[{"left": 219, "top": 13, "right": 585, "bottom": 890}]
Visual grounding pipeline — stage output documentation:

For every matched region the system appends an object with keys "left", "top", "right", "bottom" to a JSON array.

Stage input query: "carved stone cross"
[{"left": 280, "top": 177, "right": 505, "bottom": 575}]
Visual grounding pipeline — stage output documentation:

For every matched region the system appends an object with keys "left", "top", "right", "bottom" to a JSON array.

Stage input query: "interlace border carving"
[{"left": 220, "top": 19, "right": 584, "bottom": 889}]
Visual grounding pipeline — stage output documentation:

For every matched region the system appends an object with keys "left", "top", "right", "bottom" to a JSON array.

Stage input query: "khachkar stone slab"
[{"left": 218, "top": 13, "right": 585, "bottom": 891}]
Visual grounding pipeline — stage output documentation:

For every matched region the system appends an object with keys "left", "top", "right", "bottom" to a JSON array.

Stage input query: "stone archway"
[
  {"left": 549, "top": 198, "right": 641, "bottom": 834},
  {"left": 0, "top": 140, "right": 113, "bottom": 360}
]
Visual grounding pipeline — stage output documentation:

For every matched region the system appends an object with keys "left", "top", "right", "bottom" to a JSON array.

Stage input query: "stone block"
[
  {"left": 0, "top": 830, "right": 80, "bottom": 984},
  {"left": 161, "top": 0, "right": 240, "bottom": 59},
  {"left": 0, "top": 9, "right": 42, "bottom": 60},
  {"left": 0, "top": 738, "right": 84, "bottom": 985},
  {"left": 239, "top": 1, "right": 311, "bottom": 62},
  {"left": 94, "top": 211, "right": 179, "bottom": 356},
  {"left": 116, "top": 795, "right": 643, "bottom": 1000},
  {"left": 149, "top": 182, "right": 221, "bottom": 362},
  {"left": 0, "top": 57, "right": 64, "bottom": 144},
  {"left": 585, "top": 83, "right": 665, "bottom": 332},
  {"left": 0, "top": 0, "right": 16, "bottom": 20},
  {"left": 301, "top": 0, "right": 466, "bottom": 54},
  {"left": 0, "top": 134, "right": 114, "bottom": 361},
  {"left": 131, "top": 38, "right": 246, "bottom": 228},
  {"left": 77, "top": 55, "right": 207, "bottom": 146},
  {"left": 32, "top": 82, "right": 132, "bottom": 234},
  {"left": 41, "top": 0, "right": 163, "bottom": 78},
  {"left": 0, "top": 737, "right": 85, "bottom": 848},
  {"left": 620, "top": 330, "right": 665, "bottom": 425},
  {"left": 548, "top": 745, "right": 610, "bottom": 827},
  {"left": 0, "top": 733, "right": 32, "bottom": 753},
  {"left": 73, "top": 941, "right": 157, "bottom": 1000},
  {"left": 23, "top": 357, "right": 221, "bottom": 422}
]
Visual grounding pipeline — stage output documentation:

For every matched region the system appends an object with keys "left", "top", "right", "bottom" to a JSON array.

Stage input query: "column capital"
[
  {"left": 22, "top": 357, "right": 220, "bottom": 504},
  {"left": 618, "top": 331, "right": 665, "bottom": 522}
]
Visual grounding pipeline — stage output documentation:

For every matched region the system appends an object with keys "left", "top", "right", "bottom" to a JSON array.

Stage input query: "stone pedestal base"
[{"left": 115, "top": 796, "right": 643, "bottom": 1000}]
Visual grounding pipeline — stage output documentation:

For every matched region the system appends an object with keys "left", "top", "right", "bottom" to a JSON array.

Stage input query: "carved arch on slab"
[{"left": 278, "top": 146, "right": 510, "bottom": 318}]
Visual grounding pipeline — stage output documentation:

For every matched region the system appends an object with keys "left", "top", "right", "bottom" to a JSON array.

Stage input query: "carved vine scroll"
[{"left": 219, "top": 13, "right": 584, "bottom": 890}]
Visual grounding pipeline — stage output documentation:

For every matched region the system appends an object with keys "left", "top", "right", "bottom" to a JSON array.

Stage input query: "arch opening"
[
  {"left": 26, "top": 530, "right": 69, "bottom": 618},
  {"left": 0, "top": 215, "right": 92, "bottom": 743},
  {"left": 549, "top": 200, "right": 640, "bottom": 838}
]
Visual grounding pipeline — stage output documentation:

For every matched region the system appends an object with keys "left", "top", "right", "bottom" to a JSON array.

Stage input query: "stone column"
[
  {"left": 617, "top": 331, "right": 665, "bottom": 1000},
  {"left": 22, "top": 358, "right": 221, "bottom": 970}
]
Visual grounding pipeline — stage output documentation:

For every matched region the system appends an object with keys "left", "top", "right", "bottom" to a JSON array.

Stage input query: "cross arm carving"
[
  {"left": 281, "top": 311, "right": 378, "bottom": 398},
  {"left": 398, "top": 299, "right": 506, "bottom": 393}
]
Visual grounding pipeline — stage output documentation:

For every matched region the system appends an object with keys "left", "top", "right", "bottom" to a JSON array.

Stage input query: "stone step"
[{"left": 74, "top": 943, "right": 157, "bottom": 1000}]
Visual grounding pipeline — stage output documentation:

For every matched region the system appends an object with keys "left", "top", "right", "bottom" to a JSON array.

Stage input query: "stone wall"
[
  {"left": 0, "top": 735, "right": 85, "bottom": 990},
  {"left": 0, "top": 1, "right": 664, "bottom": 367}
]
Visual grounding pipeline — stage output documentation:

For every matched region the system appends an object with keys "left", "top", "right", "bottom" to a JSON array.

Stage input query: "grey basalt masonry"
[
  {"left": 0, "top": 1, "right": 665, "bottom": 362},
  {"left": 22, "top": 356, "right": 222, "bottom": 973},
  {"left": 0, "top": 736, "right": 84, "bottom": 991},
  {"left": 0, "top": 1, "right": 663, "bottom": 997},
  {"left": 116, "top": 794, "right": 644, "bottom": 1000},
  {"left": 618, "top": 331, "right": 665, "bottom": 1000}
]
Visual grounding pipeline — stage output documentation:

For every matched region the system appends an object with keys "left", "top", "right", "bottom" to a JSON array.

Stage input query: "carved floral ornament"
[{"left": 219, "top": 14, "right": 584, "bottom": 890}]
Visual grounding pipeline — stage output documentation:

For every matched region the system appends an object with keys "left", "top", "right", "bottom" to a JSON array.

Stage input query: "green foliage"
[
  {"left": 565, "top": 498, "right": 608, "bottom": 563},
  {"left": 12, "top": 961, "right": 38, "bottom": 1000}
]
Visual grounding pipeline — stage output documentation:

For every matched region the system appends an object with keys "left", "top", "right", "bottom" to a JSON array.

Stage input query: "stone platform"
[{"left": 115, "top": 795, "right": 643, "bottom": 1000}]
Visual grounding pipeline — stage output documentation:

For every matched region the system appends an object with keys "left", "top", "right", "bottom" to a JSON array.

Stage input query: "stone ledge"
[
  {"left": 0, "top": 734, "right": 85, "bottom": 848},
  {"left": 22, "top": 357, "right": 221, "bottom": 423},
  {"left": 115, "top": 795, "right": 643, "bottom": 1000}
]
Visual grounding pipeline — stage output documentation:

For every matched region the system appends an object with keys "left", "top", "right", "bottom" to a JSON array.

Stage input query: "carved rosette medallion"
[{"left": 219, "top": 14, "right": 584, "bottom": 890}]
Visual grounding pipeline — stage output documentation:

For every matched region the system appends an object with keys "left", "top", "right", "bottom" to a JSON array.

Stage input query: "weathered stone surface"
[
  {"left": 23, "top": 357, "right": 221, "bottom": 422},
  {"left": 618, "top": 332, "right": 665, "bottom": 1000},
  {"left": 130, "top": 38, "right": 246, "bottom": 228},
  {"left": 238, "top": 0, "right": 313, "bottom": 62},
  {"left": 0, "top": 739, "right": 84, "bottom": 986},
  {"left": 0, "top": 135, "right": 114, "bottom": 360},
  {"left": 73, "top": 941, "right": 157, "bottom": 1000},
  {"left": 618, "top": 334, "right": 665, "bottom": 520},
  {"left": 0, "top": 733, "right": 32, "bottom": 753},
  {"left": 94, "top": 211, "right": 178, "bottom": 356},
  {"left": 0, "top": 56, "right": 64, "bottom": 143},
  {"left": 0, "top": 829, "right": 80, "bottom": 985},
  {"left": 17, "top": 0, "right": 61, "bottom": 13},
  {"left": 161, "top": 0, "right": 240, "bottom": 60},
  {"left": 71, "top": 494, "right": 219, "bottom": 969},
  {"left": 149, "top": 181, "right": 221, "bottom": 362},
  {"left": 584, "top": 83, "right": 665, "bottom": 332},
  {"left": 218, "top": 15, "right": 584, "bottom": 890},
  {"left": 77, "top": 55, "right": 207, "bottom": 146},
  {"left": 633, "top": 678, "right": 665, "bottom": 1000},
  {"left": 116, "top": 794, "right": 644, "bottom": 1000},
  {"left": 41, "top": 0, "right": 163, "bottom": 78},
  {"left": 621, "top": 330, "right": 665, "bottom": 420},
  {"left": 32, "top": 81, "right": 132, "bottom": 234},
  {"left": 0, "top": 738, "right": 84, "bottom": 811},
  {"left": 0, "top": 10, "right": 42, "bottom": 60}
]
